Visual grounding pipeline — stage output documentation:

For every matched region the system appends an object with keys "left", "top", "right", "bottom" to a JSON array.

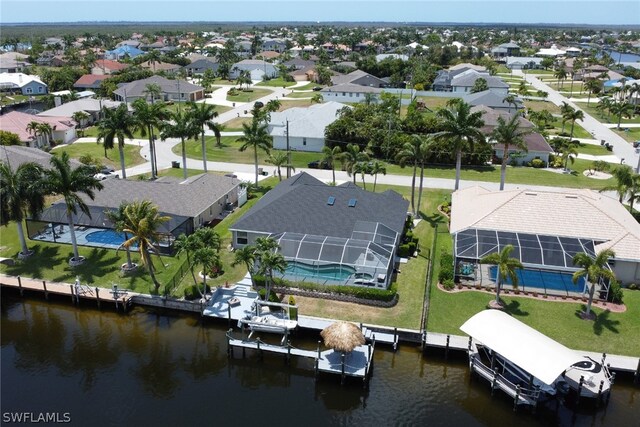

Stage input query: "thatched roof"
[{"left": 320, "top": 321, "right": 365, "bottom": 353}]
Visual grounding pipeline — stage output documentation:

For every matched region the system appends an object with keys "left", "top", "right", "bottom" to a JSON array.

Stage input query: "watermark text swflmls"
[{"left": 2, "top": 412, "right": 71, "bottom": 424}]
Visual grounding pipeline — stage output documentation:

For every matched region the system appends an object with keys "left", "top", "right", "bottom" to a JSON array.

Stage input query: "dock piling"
[
  {"left": 227, "top": 304, "right": 231, "bottom": 327},
  {"left": 69, "top": 284, "right": 75, "bottom": 304},
  {"left": 286, "top": 341, "right": 291, "bottom": 365},
  {"left": 491, "top": 370, "right": 498, "bottom": 396},
  {"left": 576, "top": 376, "right": 584, "bottom": 406},
  {"left": 17, "top": 276, "right": 23, "bottom": 296},
  {"left": 317, "top": 340, "right": 321, "bottom": 360},
  {"left": 445, "top": 334, "right": 450, "bottom": 359},
  {"left": 95, "top": 287, "right": 100, "bottom": 308},
  {"left": 597, "top": 380, "right": 604, "bottom": 407},
  {"left": 341, "top": 352, "right": 345, "bottom": 385},
  {"left": 226, "top": 328, "right": 232, "bottom": 357},
  {"left": 257, "top": 338, "right": 262, "bottom": 361},
  {"left": 42, "top": 280, "right": 48, "bottom": 300},
  {"left": 635, "top": 359, "right": 640, "bottom": 384},
  {"left": 514, "top": 385, "right": 521, "bottom": 411},
  {"left": 601, "top": 353, "right": 607, "bottom": 366}
]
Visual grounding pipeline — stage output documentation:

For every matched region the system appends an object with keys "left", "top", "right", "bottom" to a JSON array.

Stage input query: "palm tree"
[
  {"left": 369, "top": 160, "right": 387, "bottom": 192},
  {"left": 210, "top": 121, "right": 226, "bottom": 148},
  {"left": 161, "top": 109, "right": 199, "bottom": 180},
  {"left": 610, "top": 102, "right": 634, "bottom": 130},
  {"left": 132, "top": 99, "right": 168, "bottom": 179},
  {"left": 480, "top": 244, "right": 523, "bottom": 305},
  {"left": 97, "top": 104, "right": 135, "bottom": 179},
  {"left": 186, "top": 102, "right": 218, "bottom": 172},
  {"left": 600, "top": 165, "right": 634, "bottom": 203},
  {"left": 554, "top": 65, "right": 567, "bottom": 89},
  {"left": 559, "top": 102, "right": 573, "bottom": 133},
  {"left": 266, "top": 151, "right": 294, "bottom": 181},
  {"left": 572, "top": 249, "right": 616, "bottom": 319},
  {"left": 238, "top": 118, "right": 272, "bottom": 185},
  {"left": 0, "top": 161, "right": 46, "bottom": 258},
  {"left": 193, "top": 247, "right": 220, "bottom": 296},
  {"left": 232, "top": 245, "right": 257, "bottom": 287},
  {"left": 43, "top": 152, "right": 103, "bottom": 265},
  {"left": 492, "top": 114, "right": 532, "bottom": 191},
  {"left": 119, "top": 200, "right": 170, "bottom": 293},
  {"left": 175, "top": 233, "right": 202, "bottom": 289},
  {"left": 25, "top": 121, "right": 40, "bottom": 147},
  {"left": 354, "top": 161, "right": 370, "bottom": 189},
  {"left": 564, "top": 108, "right": 585, "bottom": 140},
  {"left": 143, "top": 83, "right": 163, "bottom": 104},
  {"left": 36, "top": 123, "right": 53, "bottom": 147},
  {"left": 435, "top": 100, "right": 485, "bottom": 190},
  {"left": 144, "top": 50, "right": 162, "bottom": 72},
  {"left": 341, "top": 143, "right": 369, "bottom": 185},
  {"left": 321, "top": 145, "right": 342, "bottom": 184},
  {"left": 415, "top": 134, "right": 436, "bottom": 214},
  {"left": 256, "top": 250, "right": 286, "bottom": 302},
  {"left": 627, "top": 174, "right": 640, "bottom": 213},
  {"left": 502, "top": 94, "right": 519, "bottom": 114},
  {"left": 561, "top": 142, "right": 579, "bottom": 171},
  {"left": 396, "top": 137, "right": 422, "bottom": 214},
  {"left": 584, "top": 78, "right": 602, "bottom": 106},
  {"left": 71, "top": 111, "right": 90, "bottom": 135},
  {"left": 105, "top": 203, "right": 135, "bottom": 270}
]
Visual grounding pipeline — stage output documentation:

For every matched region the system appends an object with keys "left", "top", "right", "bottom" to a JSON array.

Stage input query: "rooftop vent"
[
  {"left": 327, "top": 196, "right": 335, "bottom": 206},
  {"left": 348, "top": 198, "right": 357, "bottom": 207},
  {"left": 524, "top": 192, "right": 537, "bottom": 196},
  {"left": 565, "top": 195, "right": 578, "bottom": 199}
]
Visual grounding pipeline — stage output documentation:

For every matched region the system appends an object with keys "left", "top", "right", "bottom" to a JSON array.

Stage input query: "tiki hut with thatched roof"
[{"left": 321, "top": 321, "right": 365, "bottom": 353}]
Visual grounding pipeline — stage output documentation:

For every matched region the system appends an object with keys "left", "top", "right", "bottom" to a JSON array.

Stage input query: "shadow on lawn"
[
  {"left": 574, "top": 305, "right": 620, "bottom": 335},
  {"left": 5, "top": 245, "right": 61, "bottom": 278},
  {"left": 503, "top": 300, "right": 529, "bottom": 317},
  {"left": 52, "top": 247, "right": 120, "bottom": 284}
]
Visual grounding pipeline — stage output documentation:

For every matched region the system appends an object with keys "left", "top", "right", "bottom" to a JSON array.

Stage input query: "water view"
[{"left": 2, "top": 295, "right": 638, "bottom": 427}]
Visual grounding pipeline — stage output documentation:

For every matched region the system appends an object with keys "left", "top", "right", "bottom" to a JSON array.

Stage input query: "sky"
[{"left": 1, "top": 0, "right": 639, "bottom": 26}]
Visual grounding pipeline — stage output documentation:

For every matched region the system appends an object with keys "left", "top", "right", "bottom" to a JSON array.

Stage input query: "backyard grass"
[
  {"left": 292, "top": 82, "right": 322, "bottom": 91},
  {"left": 0, "top": 94, "right": 30, "bottom": 106},
  {"left": 612, "top": 127, "right": 640, "bottom": 143},
  {"left": 415, "top": 96, "right": 451, "bottom": 110},
  {"left": 524, "top": 100, "right": 560, "bottom": 114},
  {"left": 293, "top": 186, "right": 451, "bottom": 329},
  {"left": 426, "top": 214, "right": 640, "bottom": 356},
  {"left": 579, "top": 104, "right": 640, "bottom": 125},
  {"left": 53, "top": 142, "right": 146, "bottom": 169},
  {"left": 548, "top": 117, "right": 592, "bottom": 139},
  {"left": 575, "top": 142, "right": 611, "bottom": 156},
  {"left": 255, "top": 78, "right": 296, "bottom": 88},
  {"left": 221, "top": 116, "right": 252, "bottom": 131},
  {"left": 226, "top": 88, "right": 272, "bottom": 103},
  {"left": 278, "top": 99, "right": 313, "bottom": 110},
  {"left": 283, "top": 91, "right": 314, "bottom": 99},
  {"left": 83, "top": 126, "right": 148, "bottom": 139}
]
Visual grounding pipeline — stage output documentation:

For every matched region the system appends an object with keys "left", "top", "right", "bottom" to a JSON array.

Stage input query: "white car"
[{"left": 94, "top": 172, "right": 119, "bottom": 181}]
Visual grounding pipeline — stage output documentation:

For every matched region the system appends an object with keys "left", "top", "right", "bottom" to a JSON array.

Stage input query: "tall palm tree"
[
  {"left": 119, "top": 200, "right": 170, "bottom": 293},
  {"left": 210, "top": 121, "right": 226, "bottom": 148},
  {"left": 43, "top": 152, "right": 103, "bottom": 265},
  {"left": 561, "top": 142, "right": 579, "bottom": 171},
  {"left": 0, "top": 161, "right": 46, "bottom": 258},
  {"left": 186, "top": 102, "right": 218, "bottom": 172},
  {"left": 415, "top": 134, "right": 436, "bottom": 214},
  {"left": 369, "top": 160, "right": 387, "bottom": 192},
  {"left": 143, "top": 83, "right": 163, "bottom": 104},
  {"left": 564, "top": 108, "right": 585, "bottom": 140},
  {"left": 193, "top": 247, "right": 220, "bottom": 295},
  {"left": 25, "top": 121, "right": 40, "bottom": 147},
  {"left": 435, "top": 100, "right": 485, "bottom": 191},
  {"left": 256, "top": 250, "right": 286, "bottom": 302},
  {"left": 36, "top": 123, "right": 53, "bottom": 147},
  {"left": 71, "top": 111, "right": 90, "bottom": 132},
  {"left": 502, "top": 94, "right": 519, "bottom": 114},
  {"left": 396, "top": 136, "right": 421, "bottom": 214},
  {"left": 572, "top": 249, "right": 616, "bottom": 318},
  {"left": 627, "top": 174, "right": 640, "bottom": 213},
  {"left": 132, "top": 99, "right": 168, "bottom": 180},
  {"left": 232, "top": 245, "right": 257, "bottom": 287},
  {"left": 105, "top": 203, "right": 135, "bottom": 270},
  {"left": 584, "top": 78, "right": 602, "bottom": 106},
  {"left": 554, "top": 65, "right": 567, "bottom": 89},
  {"left": 480, "top": 244, "right": 523, "bottom": 304},
  {"left": 175, "top": 233, "right": 201, "bottom": 289},
  {"left": 559, "top": 102, "right": 573, "bottom": 133},
  {"left": 610, "top": 102, "right": 634, "bottom": 130},
  {"left": 97, "top": 104, "right": 135, "bottom": 179},
  {"left": 321, "top": 145, "right": 342, "bottom": 185},
  {"left": 341, "top": 143, "right": 369, "bottom": 185},
  {"left": 266, "top": 151, "right": 294, "bottom": 181},
  {"left": 161, "top": 109, "right": 198, "bottom": 180},
  {"left": 238, "top": 118, "right": 272, "bottom": 186},
  {"left": 491, "top": 115, "right": 531, "bottom": 190}
]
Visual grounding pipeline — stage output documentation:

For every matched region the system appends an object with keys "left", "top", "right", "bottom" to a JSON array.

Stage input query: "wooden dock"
[
  {"left": 1, "top": 274, "right": 132, "bottom": 310},
  {"left": 226, "top": 330, "right": 375, "bottom": 385}
]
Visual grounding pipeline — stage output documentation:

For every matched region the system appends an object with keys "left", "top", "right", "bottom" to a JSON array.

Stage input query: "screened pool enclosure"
[
  {"left": 272, "top": 222, "right": 399, "bottom": 288},
  {"left": 453, "top": 228, "right": 610, "bottom": 298}
]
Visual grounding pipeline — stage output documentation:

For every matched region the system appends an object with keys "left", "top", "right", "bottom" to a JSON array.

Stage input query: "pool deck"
[{"left": 31, "top": 226, "right": 124, "bottom": 250}]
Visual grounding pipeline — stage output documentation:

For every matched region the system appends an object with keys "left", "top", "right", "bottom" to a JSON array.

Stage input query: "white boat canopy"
[{"left": 460, "top": 310, "right": 585, "bottom": 386}]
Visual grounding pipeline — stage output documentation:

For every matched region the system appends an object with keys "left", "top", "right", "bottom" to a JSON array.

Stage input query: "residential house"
[
  {"left": 330, "top": 69, "right": 387, "bottom": 88},
  {"left": 535, "top": 45, "right": 566, "bottom": 57},
  {"left": 73, "top": 74, "right": 110, "bottom": 91},
  {"left": 0, "top": 52, "right": 30, "bottom": 73},
  {"left": 320, "top": 83, "right": 382, "bottom": 103},
  {"left": 230, "top": 173, "right": 409, "bottom": 288},
  {"left": 261, "top": 39, "right": 287, "bottom": 53},
  {"left": 0, "top": 111, "right": 76, "bottom": 146},
  {"left": 491, "top": 42, "right": 521, "bottom": 59},
  {"left": 462, "top": 90, "right": 523, "bottom": 112},
  {"left": 450, "top": 70, "right": 509, "bottom": 95},
  {"left": 0, "top": 73, "right": 48, "bottom": 95},
  {"left": 283, "top": 58, "right": 316, "bottom": 70},
  {"left": 139, "top": 60, "right": 182, "bottom": 74},
  {"left": 183, "top": 58, "right": 220, "bottom": 76},
  {"left": 375, "top": 54, "right": 408, "bottom": 62},
  {"left": 229, "top": 59, "right": 277, "bottom": 80},
  {"left": 506, "top": 56, "right": 544, "bottom": 70},
  {"left": 38, "top": 98, "right": 122, "bottom": 126},
  {"left": 91, "top": 59, "right": 129, "bottom": 75},
  {"left": 432, "top": 65, "right": 489, "bottom": 92},
  {"left": 112, "top": 76, "right": 205, "bottom": 103},
  {"left": 104, "top": 45, "right": 144, "bottom": 61},
  {"left": 267, "top": 101, "right": 348, "bottom": 152}
]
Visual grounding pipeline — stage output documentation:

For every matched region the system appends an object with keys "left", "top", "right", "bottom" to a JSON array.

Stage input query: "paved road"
[{"left": 516, "top": 70, "right": 640, "bottom": 172}]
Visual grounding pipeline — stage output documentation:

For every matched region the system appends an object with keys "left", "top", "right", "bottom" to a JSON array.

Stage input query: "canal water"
[{"left": 1, "top": 296, "right": 638, "bottom": 427}]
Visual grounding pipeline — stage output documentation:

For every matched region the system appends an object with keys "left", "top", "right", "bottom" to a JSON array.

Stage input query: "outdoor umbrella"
[{"left": 320, "top": 321, "right": 365, "bottom": 353}]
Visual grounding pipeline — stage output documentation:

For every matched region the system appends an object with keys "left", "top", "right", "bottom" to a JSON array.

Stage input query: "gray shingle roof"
[
  {"left": 0, "top": 145, "right": 82, "bottom": 170},
  {"left": 463, "top": 90, "right": 520, "bottom": 110},
  {"left": 230, "top": 172, "right": 409, "bottom": 239},
  {"left": 451, "top": 73, "right": 509, "bottom": 89},
  {"left": 113, "top": 76, "right": 203, "bottom": 98}
]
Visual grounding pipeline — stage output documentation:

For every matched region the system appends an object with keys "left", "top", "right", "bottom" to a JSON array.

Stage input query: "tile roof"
[
  {"left": 0, "top": 111, "right": 74, "bottom": 141},
  {"left": 93, "top": 59, "right": 129, "bottom": 71},
  {"left": 231, "top": 172, "right": 409, "bottom": 239},
  {"left": 73, "top": 74, "right": 109, "bottom": 88},
  {"left": 451, "top": 186, "right": 640, "bottom": 261}
]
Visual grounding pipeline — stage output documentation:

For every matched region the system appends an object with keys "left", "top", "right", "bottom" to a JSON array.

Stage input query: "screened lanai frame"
[{"left": 454, "top": 228, "right": 598, "bottom": 270}]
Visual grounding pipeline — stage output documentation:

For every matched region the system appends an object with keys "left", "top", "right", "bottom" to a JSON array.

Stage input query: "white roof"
[
  {"left": 0, "top": 72, "right": 45, "bottom": 88},
  {"left": 38, "top": 98, "right": 122, "bottom": 117},
  {"left": 450, "top": 186, "right": 640, "bottom": 261},
  {"left": 268, "top": 102, "right": 348, "bottom": 139},
  {"left": 460, "top": 310, "right": 584, "bottom": 385}
]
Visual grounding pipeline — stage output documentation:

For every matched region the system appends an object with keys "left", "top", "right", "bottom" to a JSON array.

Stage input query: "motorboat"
[
  {"left": 460, "top": 310, "right": 613, "bottom": 403},
  {"left": 246, "top": 313, "right": 298, "bottom": 333}
]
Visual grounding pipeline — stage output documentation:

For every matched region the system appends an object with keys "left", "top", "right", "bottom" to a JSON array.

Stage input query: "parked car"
[
  {"left": 312, "top": 86, "right": 323, "bottom": 91},
  {"left": 94, "top": 171, "right": 119, "bottom": 181},
  {"left": 307, "top": 160, "right": 331, "bottom": 170},
  {"left": 254, "top": 101, "right": 264, "bottom": 109}
]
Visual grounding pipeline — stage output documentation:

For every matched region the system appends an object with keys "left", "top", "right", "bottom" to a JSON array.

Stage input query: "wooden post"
[
  {"left": 468, "top": 336, "right": 472, "bottom": 352},
  {"left": 69, "top": 284, "right": 75, "bottom": 304},
  {"left": 601, "top": 353, "right": 607, "bottom": 366},
  {"left": 42, "top": 280, "right": 48, "bottom": 300},
  {"left": 470, "top": 355, "right": 475, "bottom": 382},
  {"left": 95, "top": 287, "right": 100, "bottom": 308},
  {"left": 286, "top": 341, "right": 291, "bottom": 365},
  {"left": 341, "top": 352, "right": 345, "bottom": 385},
  {"left": 635, "top": 358, "right": 640, "bottom": 384},
  {"left": 491, "top": 370, "right": 498, "bottom": 396},
  {"left": 227, "top": 304, "right": 232, "bottom": 327},
  {"left": 597, "top": 380, "right": 604, "bottom": 407},
  {"left": 514, "top": 385, "right": 521, "bottom": 411},
  {"left": 226, "top": 328, "right": 232, "bottom": 357},
  {"left": 576, "top": 375, "right": 584, "bottom": 406},
  {"left": 393, "top": 327, "right": 398, "bottom": 352},
  {"left": 315, "top": 358, "right": 319, "bottom": 379},
  {"left": 18, "top": 276, "right": 23, "bottom": 296},
  {"left": 257, "top": 338, "right": 262, "bottom": 361},
  {"left": 445, "top": 334, "right": 450, "bottom": 359},
  {"left": 317, "top": 340, "right": 321, "bottom": 360}
]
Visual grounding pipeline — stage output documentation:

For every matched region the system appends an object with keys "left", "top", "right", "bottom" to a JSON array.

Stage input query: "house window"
[
  {"left": 236, "top": 231, "right": 248, "bottom": 245},
  {"left": 349, "top": 93, "right": 353, "bottom": 97},
  {"left": 26, "top": 87, "right": 33, "bottom": 94},
  {"left": 38, "top": 87, "right": 43, "bottom": 93},
  {"left": 342, "top": 92, "right": 346, "bottom": 96},
  {"left": 302, "top": 138, "right": 307, "bottom": 146}
]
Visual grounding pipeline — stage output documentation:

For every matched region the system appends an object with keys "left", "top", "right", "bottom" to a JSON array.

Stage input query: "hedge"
[
  {"left": 438, "top": 251, "right": 455, "bottom": 283},
  {"left": 184, "top": 284, "right": 211, "bottom": 300}
]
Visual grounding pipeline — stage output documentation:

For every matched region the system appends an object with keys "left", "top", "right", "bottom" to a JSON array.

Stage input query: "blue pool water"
[
  {"left": 86, "top": 229, "right": 128, "bottom": 247},
  {"left": 488, "top": 266, "right": 586, "bottom": 294},
  {"left": 285, "top": 261, "right": 358, "bottom": 281}
]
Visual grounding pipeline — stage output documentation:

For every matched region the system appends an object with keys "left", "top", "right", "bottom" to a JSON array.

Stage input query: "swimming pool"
[
  {"left": 285, "top": 261, "right": 370, "bottom": 282},
  {"left": 488, "top": 266, "right": 586, "bottom": 295},
  {"left": 86, "top": 229, "right": 129, "bottom": 247}
]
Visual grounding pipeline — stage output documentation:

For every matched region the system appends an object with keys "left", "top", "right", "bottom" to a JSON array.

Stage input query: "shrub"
[
  {"left": 628, "top": 283, "right": 638, "bottom": 290},
  {"left": 442, "top": 279, "right": 455, "bottom": 290},
  {"left": 288, "top": 295, "right": 298, "bottom": 320},
  {"left": 397, "top": 244, "right": 411, "bottom": 258},
  {"left": 278, "top": 279, "right": 397, "bottom": 302},
  {"left": 531, "top": 158, "right": 546, "bottom": 168},
  {"left": 407, "top": 241, "right": 417, "bottom": 255},
  {"left": 438, "top": 251, "right": 455, "bottom": 282},
  {"left": 608, "top": 281, "right": 624, "bottom": 304},
  {"left": 404, "top": 230, "right": 414, "bottom": 242},
  {"left": 184, "top": 283, "right": 211, "bottom": 300},
  {"left": 258, "top": 288, "right": 280, "bottom": 302}
]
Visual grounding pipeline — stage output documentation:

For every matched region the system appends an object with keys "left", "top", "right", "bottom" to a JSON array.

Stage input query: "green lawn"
[
  {"left": 579, "top": 104, "right": 640, "bottom": 125},
  {"left": 255, "top": 78, "right": 296, "bottom": 88},
  {"left": 53, "top": 142, "right": 146, "bottom": 170},
  {"left": 524, "top": 100, "right": 560, "bottom": 114},
  {"left": 0, "top": 94, "right": 30, "bottom": 106},
  {"left": 426, "top": 215, "right": 640, "bottom": 356},
  {"left": 576, "top": 142, "right": 611, "bottom": 156},
  {"left": 612, "top": 127, "right": 640, "bottom": 143},
  {"left": 221, "top": 116, "right": 252, "bottom": 131},
  {"left": 226, "top": 88, "right": 272, "bottom": 103},
  {"left": 292, "top": 82, "right": 322, "bottom": 91},
  {"left": 548, "top": 118, "right": 592, "bottom": 139},
  {"left": 283, "top": 91, "right": 314, "bottom": 99},
  {"left": 527, "top": 69, "right": 556, "bottom": 75}
]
